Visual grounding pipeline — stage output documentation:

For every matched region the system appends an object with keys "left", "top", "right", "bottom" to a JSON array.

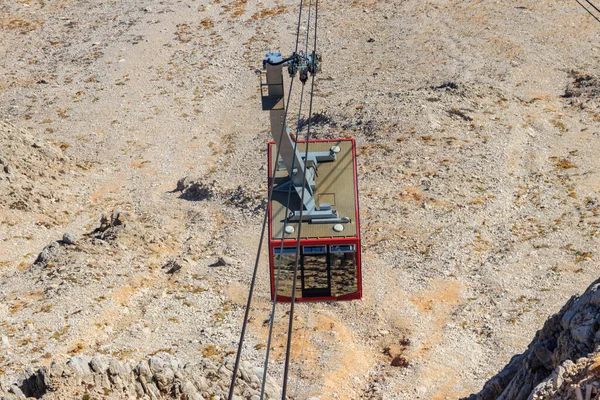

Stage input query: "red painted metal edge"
[{"left": 267, "top": 138, "right": 362, "bottom": 302}]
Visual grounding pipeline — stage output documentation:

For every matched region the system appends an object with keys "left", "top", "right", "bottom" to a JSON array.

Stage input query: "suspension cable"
[
  {"left": 259, "top": 81, "right": 308, "bottom": 399},
  {"left": 294, "top": 0, "right": 305, "bottom": 53},
  {"left": 227, "top": 73, "right": 297, "bottom": 400},
  {"left": 282, "top": 1, "right": 319, "bottom": 397},
  {"left": 261, "top": 0, "right": 319, "bottom": 397},
  {"left": 281, "top": 73, "right": 315, "bottom": 400},
  {"left": 286, "top": 3, "right": 316, "bottom": 399},
  {"left": 585, "top": 0, "right": 600, "bottom": 15},
  {"left": 575, "top": 0, "right": 600, "bottom": 24},
  {"left": 304, "top": 0, "right": 313, "bottom": 56},
  {"left": 229, "top": 0, "right": 320, "bottom": 396}
]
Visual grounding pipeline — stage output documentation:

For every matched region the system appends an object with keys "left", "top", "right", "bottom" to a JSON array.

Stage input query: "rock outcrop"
[
  {"left": 466, "top": 278, "right": 600, "bottom": 400},
  {"left": 175, "top": 176, "right": 265, "bottom": 215},
  {"left": 0, "top": 354, "right": 280, "bottom": 399}
]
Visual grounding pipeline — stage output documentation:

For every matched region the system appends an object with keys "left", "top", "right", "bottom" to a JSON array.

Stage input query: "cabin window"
[
  {"left": 329, "top": 245, "right": 357, "bottom": 297},
  {"left": 272, "top": 245, "right": 358, "bottom": 299},
  {"left": 303, "top": 245, "right": 326, "bottom": 254},
  {"left": 273, "top": 247, "right": 298, "bottom": 298},
  {"left": 301, "top": 248, "right": 330, "bottom": 297}
]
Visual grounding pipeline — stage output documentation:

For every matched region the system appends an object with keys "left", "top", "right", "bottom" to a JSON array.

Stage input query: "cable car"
[{"left": 261, "top": 52, "right": 362, "bottom": 302}]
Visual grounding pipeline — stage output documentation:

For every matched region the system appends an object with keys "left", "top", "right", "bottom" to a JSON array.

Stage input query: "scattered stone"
[
  {"left": 175, "top": 177, "right": 265, "bottom": 214},
  {"left": 90, "top": 356, "right": 107, "bottom": 374},
  {"left": 391, "top": 355, "right": 409, "bottom": 368},
  {"left": 136, "top": 360, "right": 152, "bottom": 382},
  {"left": 435, "top": 81, "right": 459, "bottom": 91},
  {"left": 67, "top": 356, "right": 92, "bottom": 376},
  {"left": 154, "top": 367, "right": 174, "bottom": 391},
  {"left": 0, "top": 121, "right": 67, "bottom": 213},
  {"left": 108, "top": 359, "right": 128, "bottom": 378},
  {"left": 89, "top": 210, "right": 135, "bottom": 240},
  {"left": 110, "top": 210, "right": 129, "bottom": 226},
  {"left": 564, "top": 73, "right": 600, "bottom": 99},
  {"left": 175, "top": 176, "right": 219, "bottom": 201},
  {"left": 163, "top": 260, "right": 183, "bottom": 274},
  {"left": 62, "top": 233, "right": 77, "bottom": 245},
  {"left": 553, "top": 365, "right": 565, "bottom": 389},
  {"left": 34, "top": 242, "right": 59, "bottom": 265},
  {"left": 9, "top": 385, "right": 25, "bottom": 399},
  {"left": 209, "top": 256, "right": 235, "bottom": 267}
]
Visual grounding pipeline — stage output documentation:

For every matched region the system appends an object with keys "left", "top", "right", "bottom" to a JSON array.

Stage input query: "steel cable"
[
  {"left": 281, "top": 68, "right": 316, "bottom": 400},
  {"left": 262, "top": 0, "right": 319, "bottom": 398},
  {"left": 294, "top": 0, "right": 305, "bottom": 53},
  {"left": 281, "top": 1, "right": 319, "bottom": 397},
  {"left": 227, "top": 73, "right": 297, "bottom": 400},
  {"left": 229, "top": 0, "right": 320, "bottom": 397},
  {"left": 575, "top": 0, "right": 600, "bottom": 24},
  {"left": 259, "top": 82, "right": 308, "bottom": 399},
  {"left": 228, "top": 0, "right": 305, "bottom": 386},
  {"left": 304, "top": 0, "right": 313, "bottom": 56},
  {"left": 585, "top": 0, "right": 600, "bottom": 15},
  {"left": 287, "top": 3, "right": 316, "bottom": 398}
]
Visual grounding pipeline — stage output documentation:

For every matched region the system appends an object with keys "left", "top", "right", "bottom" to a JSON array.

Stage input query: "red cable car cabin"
[{"left": 267, "top": 138, "right": 362, "bottom": 302}]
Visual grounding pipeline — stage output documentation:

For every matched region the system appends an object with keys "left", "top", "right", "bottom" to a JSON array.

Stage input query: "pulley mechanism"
[{"left": 263, "top": 51, "right": 321, "bottom": 84}]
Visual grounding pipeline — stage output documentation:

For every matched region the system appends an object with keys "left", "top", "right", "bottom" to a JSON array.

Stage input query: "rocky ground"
[
  {"left": 0, "top": 353, "right": 281, "bottom": 399},
  {"left": 470, "top": 278, "right": 600, "bottom": 400},
  {"left": 4, "top": 0, "right": 600, "bottom": 399}
]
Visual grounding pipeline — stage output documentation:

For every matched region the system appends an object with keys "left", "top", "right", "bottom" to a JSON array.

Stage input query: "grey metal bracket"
[{"left": 262, "top": 51, "right": 349, "bottom": 224}]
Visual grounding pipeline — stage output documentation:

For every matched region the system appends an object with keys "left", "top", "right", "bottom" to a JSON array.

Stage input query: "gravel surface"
[{"left": 3, "top": 0, "right": 600, "bottom": 399}]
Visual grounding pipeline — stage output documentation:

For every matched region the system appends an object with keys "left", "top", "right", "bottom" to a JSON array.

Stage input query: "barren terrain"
[{"left": 3, "top": 0, "right": 600, "bottom": 399}]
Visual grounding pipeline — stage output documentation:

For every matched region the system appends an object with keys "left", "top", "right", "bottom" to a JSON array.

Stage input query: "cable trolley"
[{"left": 261, "top": 51, "right": 362, "bottom": 302}]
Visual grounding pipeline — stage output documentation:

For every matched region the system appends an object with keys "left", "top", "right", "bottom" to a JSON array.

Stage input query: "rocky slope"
[
  {"left": 0, "top": 120, "right": 71, "bottom": 216},
  {"left": 468, "top": 278, "right": 600, "bottom": 400},
  {"left": 0, "top": 354, "right": 280, "bottom": 399},
  {"left": 5, "top": 0, "right": 600, "bottom": 399}
]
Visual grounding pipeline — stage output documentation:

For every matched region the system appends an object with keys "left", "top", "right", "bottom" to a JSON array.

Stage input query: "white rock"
[{"left": 62, "top": 232, "right": 77, "bottom": 245}]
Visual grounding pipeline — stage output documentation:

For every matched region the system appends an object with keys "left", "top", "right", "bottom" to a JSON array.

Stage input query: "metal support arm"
[{"left": 262, "top": 51, "right": 348, "bottom": 224}]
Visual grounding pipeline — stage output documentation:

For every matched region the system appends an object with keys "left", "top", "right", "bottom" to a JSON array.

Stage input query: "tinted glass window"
[
  {"left": 302, "top": 254, "right": 330, "bottom": 295},
  {"left": 303, "top": 246, "right": 327, "bottom": 254},
  {"left": 273, "top": 245, "right": 358, "bottom": 299},
  {"left": 274, "top": 248, "right": 298, "bottom": 298},
  {"left": 330, "top": 245, "right": 354, "bottom": 253},
  {"left": 329, "top": 249, "right": 357, "bottom": 297}
]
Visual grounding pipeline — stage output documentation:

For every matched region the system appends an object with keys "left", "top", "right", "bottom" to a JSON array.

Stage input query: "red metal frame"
[{"left": 267, "top": 138, "right": 362, "bottom": 302}]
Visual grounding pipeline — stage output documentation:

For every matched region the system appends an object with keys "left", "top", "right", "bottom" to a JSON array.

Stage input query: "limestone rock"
[
  {"left": 0, "top": 354, "right": 281, "bottom": 399},
  {"left": 34, "top": 242, "right": 59, "bottom": 265},
  {"left": 90, "top": 356, "right": 107, "bottom": 374},
  {"left": 465, "top": 277, "right": 600, "bottom": 400},
  {"left": 66, "top": 356, "right": 91, "bottom": 376},
  {"left": 209, "top": 256, "right": 236, "bottom": 268},
  {"left": 61, "top": 233, "right": 77, "bottom": 245}
]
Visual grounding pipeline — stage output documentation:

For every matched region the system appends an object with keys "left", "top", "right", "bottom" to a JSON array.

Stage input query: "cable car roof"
[{"left": 269, "top": 139, "right": 358, "bottom": 241}]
